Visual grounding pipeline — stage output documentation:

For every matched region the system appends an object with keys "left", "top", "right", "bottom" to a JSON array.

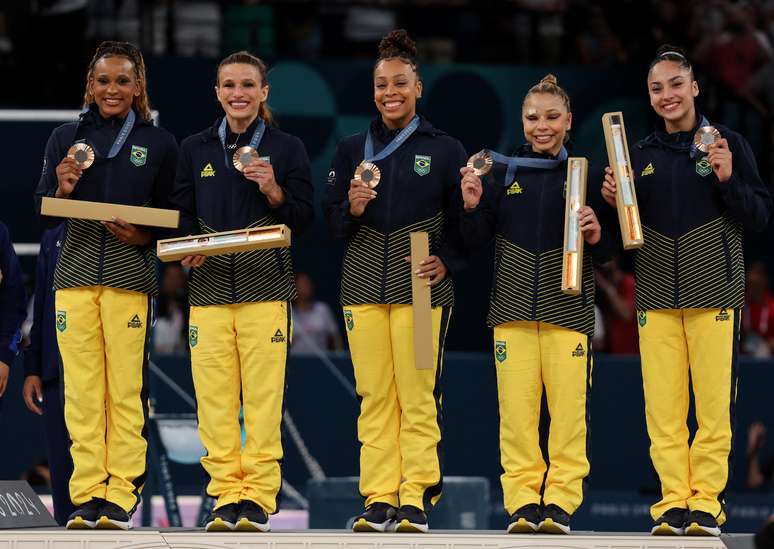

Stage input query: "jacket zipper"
[
  {"left": 532, "top": 171, "right": 544, "bottom": 319},
  {"left": 671, "top": 154, "right": 679, "bottom": 308},
  {"left": 380, "top": 153, "right": 396, "bottom": 303}
]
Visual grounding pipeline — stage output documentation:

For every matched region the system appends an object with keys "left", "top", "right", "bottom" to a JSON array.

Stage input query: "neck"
[
  {"left": 382, "top": 111, "right": 415, "bottom": 131},
  {"left": 664, "top": 108, "right": 696, "bottom": 134},
  {"left": 227, "top": 113, "right": 259, "bottom": 134},
  {"left": 531, "top": 144, "right": 562, "bottom": 157}
]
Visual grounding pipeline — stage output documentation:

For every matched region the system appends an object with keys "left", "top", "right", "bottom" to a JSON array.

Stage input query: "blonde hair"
[
  {"left": 523, "top": 74, "right": 571, "bottom": 111},
  {"left": 82, "top": 41, "right": 152, "bottom": 122}
]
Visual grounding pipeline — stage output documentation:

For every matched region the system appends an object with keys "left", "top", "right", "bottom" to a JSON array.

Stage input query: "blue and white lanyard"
[
  {"left": 363, "top": 115, "right": 420, "bottom": 162},
  {"left": 488, "top": 146, "right": 568, "bottom": 185},
  {"left": 218, "top": 117, "right": 266, "bottom": 169},
  {"left": 75, "top": 107, "right": 136, "bottom": 158}
]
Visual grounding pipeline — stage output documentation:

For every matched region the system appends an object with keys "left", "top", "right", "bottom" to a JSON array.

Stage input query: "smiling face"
[
  {"left": 216, "top": 63, "right": 268, "bottom": 130},
  {"left": 522, "top": 93, "right": 572, "bottom": 156},
  {"left": 88, "top": 56, "right": 140, "bottom": 119},
  {"left": 648, "top": 60, "right": 699, "bottom": 133},
  {"left": 373, "top": 58, "right": 422, "bottom": 130}
]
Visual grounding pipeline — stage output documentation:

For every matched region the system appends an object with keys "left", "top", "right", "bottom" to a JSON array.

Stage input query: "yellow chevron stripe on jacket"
[
  {"left": 188, "top": 215, "right": 296, "bottom": 306},
  {"left": 54, "top": 218, "right": 157, "bottom": 295},
  {"left": 341, "top": 212, "right": 454, "bottom": 307},
  {"left": 634, "top": 213, "right": 744, "bottom": 310},
  {"left": 488, "top": 237, "right": 595, "bottom": 335}
]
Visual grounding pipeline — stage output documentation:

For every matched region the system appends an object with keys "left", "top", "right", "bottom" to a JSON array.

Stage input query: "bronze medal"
[
  {"left": 354, "top": 161, "right": 381, "bottom": 189},
  {"left": 467, "top": 150, "right": 493, "bottom": 176},
  {"left": 693, "top": 126, "right": 721, "bottom": 154},
  {"left": 67, "top": 143, "right": 95, "bottom": 170},
  {"left": 233, "top": 146, "right": 260, "bottom": 172}
]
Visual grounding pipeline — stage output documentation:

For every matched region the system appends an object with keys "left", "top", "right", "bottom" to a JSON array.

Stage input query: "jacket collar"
[{"left": 368, "top": 114, "right": 442, "bottom": 144}]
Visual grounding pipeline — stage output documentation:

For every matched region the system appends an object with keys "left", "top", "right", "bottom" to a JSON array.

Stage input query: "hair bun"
[
  {"left": 378, "top": 29, "right": 417, "bottom": 60},
  {"left": 539, "top": 74, "right": 558, "bottom": 86}
]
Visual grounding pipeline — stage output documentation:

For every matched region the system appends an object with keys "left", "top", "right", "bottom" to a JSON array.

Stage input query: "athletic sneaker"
[
  {"left": 538, "top": 504, "right": 571, "bottom": 534},
  {"left": 685, "top": 510, "right": 721, "bottom": 537},
  {"left": 235, "top": 500, "right": 271, "bottom": 532},
  {"left": 352, "top": 502, "right": 398, "bottom": 532},
  {"left": 507, "top": 503, "right": 541, "bottom": 533},
  {"left": 65, "top": 498, "right": 105, "bottom": 529},
  {"left": 394, "top": 505, "right": 429, "bottom": 533},
  {"left": 95, "top": 501, "right": 132, "bottom": 530},
  {"left": 205, "top": 502, "right": 240, "bottom": 532},
  {"left": 651, "top": 508, "right": 688, "bottom": 536}
]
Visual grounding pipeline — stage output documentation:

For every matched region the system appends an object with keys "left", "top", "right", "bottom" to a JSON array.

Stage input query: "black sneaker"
[
  {"left": 538, "top": 503, "right": 571, "bottom": 534},
  {"left": 66, "top": 498, "right": 105, "bottom": 529},
  {"left": 507, "top": 503, "right": 541, "bottom": 533},
  {"left": 95, "top": 501, "right": 132, "bottom": 530},
  {"left": 235, "top": 500, "right": 270, "bottom": 532},
  {"left": 205, "top": 502, "right": 240, "bottom": 532},
  {"left": 685, "top": 510, "right": 721, "bottom": 537},
  {"left": 651, "top": 507, "right": 688, "bottom": 536},
  {"left": 394, "top": 505, "right": 429, "bottom": 533},
  {"left": 352, "top": 502, "right": 398, "bottom": 532}
]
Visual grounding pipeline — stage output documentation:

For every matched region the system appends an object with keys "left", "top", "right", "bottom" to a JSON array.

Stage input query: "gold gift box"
[
  {"left": 41, "top": 197, "right": 179, "bottom": 228},
  {"left": 602, "top": 112, "right": 644, "bottom": 249},
  {"left": 561, "top": 157, "right": 588, "bottom": 296},
  {"left": 156, "top": 224, "right": 291, "bottom": 262}
]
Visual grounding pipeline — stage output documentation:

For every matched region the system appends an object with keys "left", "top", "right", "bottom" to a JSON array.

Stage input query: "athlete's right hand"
[
  {"left": 460, "top": 166, "right": 482, "bottom": 211},
  {"left": 55, "top": 157, "right": 83, "bottom": 198},
  {"left": 349, "top": 179, "right": 377, "bottom": 217},
  {"left": 0, "top": 361, "right": 8, "bottom": 398},
  {"left": 601, "top": 166, "right": 617, "bottom": 208},
  {"left": 23, "top": 375, "right": 43, "bottom": 416},
  {"left": 181, "top": 255, "right": 206, "bottom": 268}
]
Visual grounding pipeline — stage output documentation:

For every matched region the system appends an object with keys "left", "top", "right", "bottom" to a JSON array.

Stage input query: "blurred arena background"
[{"left": 0, "top": 0, "right": 774, "bottom": 532}]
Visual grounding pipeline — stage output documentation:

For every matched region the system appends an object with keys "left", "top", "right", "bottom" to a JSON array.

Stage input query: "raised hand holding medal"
[
  {"left": 695, "top": 125, "right": 732, "bottom": 183},
  {"left": 460, "top": 150, "right": 491, "bottom": 211}
]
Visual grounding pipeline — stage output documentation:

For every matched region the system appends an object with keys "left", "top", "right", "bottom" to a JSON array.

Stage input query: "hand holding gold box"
[
  {"left": 561, "top": 157, "right": 588, "bottom": 296},
  {"left": 602, "top": 112, "right": 644, "bottom": 249},
  {"left": 157, "top": 224, "right": 291, "bottom": 262},
  {"left": 41, "top": 196, "right": 179, "bottom": 228}
]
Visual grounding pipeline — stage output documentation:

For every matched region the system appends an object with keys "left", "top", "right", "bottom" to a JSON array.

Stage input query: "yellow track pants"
[
  {"left": 56, "top": 286, "right": 151, "bottom": 513},
  {"left": 494, "top": 320, "right": 592, "bottom": 515},
  {"left": 343, "top": 304, "right": 451, "bottom": 511},
  {"left": 639, "top": 308, "right": 739, "bottom": 524},
  {"left": 189, "top": 301, "right": 290, "bottom": 513}
]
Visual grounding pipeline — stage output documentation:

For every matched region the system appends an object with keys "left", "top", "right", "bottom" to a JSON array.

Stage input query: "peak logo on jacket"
[
  {"left": 201, "top": 163, "right": 216, "bottom": 178},
  {"left": 641, "top": 163, "right": 655, "bottom": 176},
  {"left": 506, "top": 181, "right": 523, "bottom": 196}
]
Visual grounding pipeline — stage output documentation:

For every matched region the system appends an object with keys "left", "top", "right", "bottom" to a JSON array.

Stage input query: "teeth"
[{"left": 385, "top": 102, "right": 401, "bottom": 108}]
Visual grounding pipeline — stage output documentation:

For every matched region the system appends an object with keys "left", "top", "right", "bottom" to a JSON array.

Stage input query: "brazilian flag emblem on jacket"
[
  {"left": 495, "top": 340, "right": 507, "bottom": 363},
  {"left": 130, "top": 145, "right": 148, "bottom": 167},
  {"left": 414, "top": 155, "right": 431, "bottom": 176},
  {"left": 696, "top": 157, "right": 712, "bottom": 177},
  {"left": 344, "top": 310, "right": 354, "bottom": 331},
  {"left": 189, "top": 325, "right": 199, "bottom": 347},
  {"left": 56, "top": 310, "right": 67, "bottom": 333}
]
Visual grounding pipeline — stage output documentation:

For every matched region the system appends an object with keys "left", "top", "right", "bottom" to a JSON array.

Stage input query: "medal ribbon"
[
  {"left": 218, "top": 117, "right": 267, "bottom": 170},
  {"left": 363, "top": 115, "right": 420, "bottom": 162},
  {"left": 488, "top": 147, "right": 568, "bottom": 186},
  {"left": 74, "top": 108, "right": 136, "bottom": 159},
  {"left": 689, "top": 115, "right": 711, "bottom": 159}
]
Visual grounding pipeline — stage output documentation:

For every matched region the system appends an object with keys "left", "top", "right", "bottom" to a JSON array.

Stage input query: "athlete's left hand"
[
  {"left": 244, "top": 160, "right": 285, "bottom": 206},
  {"left": 0, "top": 361, "right": 8, "bottom": 398},
  {"left": 0, "top": 268, "right": 3, "bottom": 284},
  {"left": 103, "top": 217, "right": 152, "bottom": 246},
  {"left": 708, "top": 138, "right": 732, "bottom": 183},
  {"left": 406, "top": 255, "right": 448, "bottom": 286},
  {"left": 579, "top": 206, "right": 601, "bottom": 245}
]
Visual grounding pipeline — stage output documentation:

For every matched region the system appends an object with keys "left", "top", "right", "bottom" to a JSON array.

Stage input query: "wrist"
[{"left": 267, "top": 185, "right": 285, "bottom": 207}]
